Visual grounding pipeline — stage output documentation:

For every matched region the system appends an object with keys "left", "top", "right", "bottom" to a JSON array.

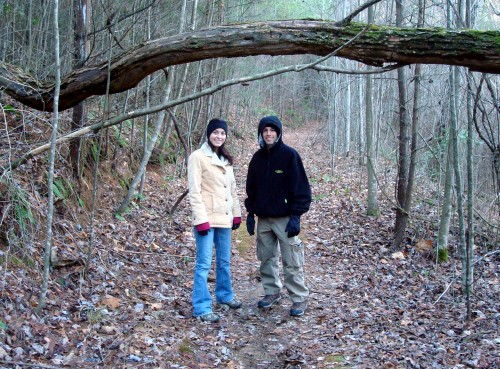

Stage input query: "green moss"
[
  {"left": 325, "top": 354, "right": 345, "bottom": 363},
  {"left": 179, "top": 338, "right": 193, "bottom": 354},
  {"left": 0, "top": 254, "right": 35, "bottom": 268},
  {"left": 324, "top": 354, "right": 348, "bottom": 368},
  {"left": 233, "top": 228, "right": 253, "bottom": 257},
  {"left": 87, "top": 308, "right": 108, "bottom": 324},
  {"left": 313, "top": 193, "right": 327, "bottom": 201},
  {"left": 437, "top": 247, "right": 449, "bottom": 262}
]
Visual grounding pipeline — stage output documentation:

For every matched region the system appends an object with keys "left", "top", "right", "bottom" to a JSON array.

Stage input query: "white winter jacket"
[{"left": 187, "top": 142, "right": 242, "bottom": 228}]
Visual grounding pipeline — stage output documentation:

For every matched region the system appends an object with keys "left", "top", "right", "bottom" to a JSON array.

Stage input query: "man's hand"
[
  {"left": 285, "top": 216, "right": 300, "bottom": 238},
  {"left": 246, "top": 214, "right": 255, "bottom": 236}
]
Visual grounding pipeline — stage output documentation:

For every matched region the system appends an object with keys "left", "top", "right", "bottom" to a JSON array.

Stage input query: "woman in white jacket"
[{"left": 187, "top": 118, "right": 242, "bottom": 323}]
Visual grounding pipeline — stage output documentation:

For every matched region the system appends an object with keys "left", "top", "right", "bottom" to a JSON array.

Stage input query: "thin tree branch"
[
  {"left": 335, "top": 0, "right": 384, "bottom": 26},
  {"left": 2, "top": 59, "right": 401, "bottom": 175},
  {"left": 167, "top": 109, "right": 188, "bottom": 156},
  {"left": 471, "top": 75, "right": 495, "bottom": 152},
  {"left": 88, "top": 0, "right": 157, "bottom": 36}
]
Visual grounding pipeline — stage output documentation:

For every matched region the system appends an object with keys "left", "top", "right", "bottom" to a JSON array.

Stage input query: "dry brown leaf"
[
  {"left": 415, "top": 239, "right": 433, "bottom": 252},
  {"left": 99, "top": 325, "right": 118, "bottom": 335},
  {"left": 391, "top": 251, "right": 405, "bottom": 260},
  {"left": 151, "top": 303, "right": 163, "bottom": 310},
  {"left": 102, "top": 295, "right": 121, "bottom": 309}
]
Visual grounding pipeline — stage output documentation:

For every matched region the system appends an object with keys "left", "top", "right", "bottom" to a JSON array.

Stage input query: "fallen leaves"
[
  {"left": 0, "top": 124, "right": 498, "bottom": 368},
  {"left": 101, "top": 295, "right": 121, "bottom": 310}
]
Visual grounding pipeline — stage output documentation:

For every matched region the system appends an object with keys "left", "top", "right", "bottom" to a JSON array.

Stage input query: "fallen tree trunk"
[{"left": 1, "top": 20, "right": 499, "bottom": 112}]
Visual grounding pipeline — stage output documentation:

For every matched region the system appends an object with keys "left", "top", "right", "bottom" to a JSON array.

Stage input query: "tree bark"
[
  {"left": 365, "top": 7, "right": 378, "bottom": 217},
  {"left": 393, "top": 0, "right": 411, "bottom": 249},
  {"left": 436, "top": 138, "right": 452, "bottom": 262},
  {"left": 36, "top": 0, "right": 61, "bottom": 314},
  {"left": 451, "top": 66, "right": 467, "bottom": 280},
  {"left": 466, "top": 73, "right": 474, "bottom": 319},
  {"left": 70, "top": 0, "right": 90, "bottom": 178},
  {"left": 0, "top": 20, "right": 498, "bottom": 112},
  {"left": 116, "top": 74, "right": 173, "bottom": 216}
]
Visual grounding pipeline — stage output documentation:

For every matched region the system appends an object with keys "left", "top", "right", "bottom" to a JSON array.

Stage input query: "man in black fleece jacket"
[{"left": 245, "top": 116, "right": 311, "bottom": 316}]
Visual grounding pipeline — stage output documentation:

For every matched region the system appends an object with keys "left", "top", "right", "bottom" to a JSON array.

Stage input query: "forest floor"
[{"left": 0, "top": 123, "right": 499, "bottom": 369}]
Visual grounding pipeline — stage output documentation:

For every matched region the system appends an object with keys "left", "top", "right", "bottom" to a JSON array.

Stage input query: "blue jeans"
[{"left": 192, "top": 227, "right": 234, "bottom": 317}]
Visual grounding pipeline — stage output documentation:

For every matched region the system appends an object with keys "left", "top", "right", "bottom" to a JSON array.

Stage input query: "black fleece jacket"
[{"left": 245, "top": 117, "right": 311, "bottom": 218}]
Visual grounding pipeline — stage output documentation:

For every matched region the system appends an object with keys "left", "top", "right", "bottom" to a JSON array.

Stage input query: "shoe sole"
[
  {"left": 195, "top": 314, "right": 220, "bottom": 323},
  {"left": 198, "top": 318, "right": 219, "bottom": 323}
]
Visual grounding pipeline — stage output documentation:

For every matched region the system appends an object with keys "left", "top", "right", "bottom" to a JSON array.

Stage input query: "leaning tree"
[{"left": 0, "top": 20, "right": 498, "bottom": 112}]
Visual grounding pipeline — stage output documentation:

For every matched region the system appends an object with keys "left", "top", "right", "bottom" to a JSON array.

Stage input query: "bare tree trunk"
[
  {"left": 323, "top": 66, "right": 338, "bottom": 170},
  {"left": 84, "top": 33, "right": 113, "bottom": 276},
  {"left": 341, "top": 0, "right": 349, "bottom": 159},
  {"left": 357, "top": 76, "right": 365, "bottom": 166},
  {"left": 437, "top": 0, "right": 460, "bottom": 263},
  {"left": 450, "top": 66, "right": 466, "bottom": 272},
  {"left": 466, "top": 74, "right": 474, "bottom": 319},
  {"left": 327, "top": 74, "right": 337, "bottom": 171},
  {"left": 393, "top": 0, "right": 425, "bottom": 248},
  {"left": 436, "top": 137, "right": 452, "bottom": 262},
  {"left": 70, "top": 0, "right": 90, "bottom": 178},
  {"left": 365, "top": 5, "right": 378, "bottom": 217},
  {"left": 345, "top": 73, "right": 351, "bottom": 158},
  {"left": 0, "top": 1, "right": 5, "bottom": 61},
  {"left": 37, "top": 0, "right": 61, "bottom": 314},
  {"left": 116, "top": 73, "right": 173, "bottom": 216},
  {"left": 138, "top": 7, "right": 153, "bottom": 198},
  {"left": 392, "top": 0, "right": 411, "bottom": 248},
  {"left": 157, "top": 0, "right": 196, "bottom": 156},
  {"left": 465, "top": 0, "right": 475, "bottom": 320},
  {"left": 450, "top": 0, "right": 468, "bottom": 291}
]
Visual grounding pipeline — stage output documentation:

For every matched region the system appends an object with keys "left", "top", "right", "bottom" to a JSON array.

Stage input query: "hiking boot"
[
  {"left": 219, "top": 299, "right": 242, "bottom": 309},
  {"left": 257, "top": 293, "right": 281, "bottom": 308},
  {"left": 289, "top": 300, "right": 308, "bottom": 316},
  {"left": 197, "top": 312, "right": 220, "bottom": 323}
]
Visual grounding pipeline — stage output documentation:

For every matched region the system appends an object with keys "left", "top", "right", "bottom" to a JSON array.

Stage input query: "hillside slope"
[{"left": 0, "top": 123, "right": 498, "bottom": 368}]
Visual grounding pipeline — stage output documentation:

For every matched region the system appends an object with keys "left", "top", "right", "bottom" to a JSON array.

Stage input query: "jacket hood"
[{"left": 258, "top": 116, "right": 282, "bottom": 149}]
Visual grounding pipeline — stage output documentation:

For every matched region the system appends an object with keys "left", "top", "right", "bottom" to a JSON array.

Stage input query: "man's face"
[{"left": 262, "top": 126, "right": 277, "bottom": 146}]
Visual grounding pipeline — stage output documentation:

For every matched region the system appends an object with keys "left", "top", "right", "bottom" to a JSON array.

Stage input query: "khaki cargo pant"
[{"left": 256, "top": 216, "right": 309, "bottom": 303}]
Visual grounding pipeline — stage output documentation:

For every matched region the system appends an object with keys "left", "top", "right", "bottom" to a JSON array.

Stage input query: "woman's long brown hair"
[{"left": 208, "top": 141, "right": 234, "bottom": 165}]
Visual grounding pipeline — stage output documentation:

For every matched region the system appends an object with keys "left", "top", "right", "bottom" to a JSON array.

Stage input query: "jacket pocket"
[
  {"left": 208, "top": 193, "right": 227, "bottom": 214},
  {"left": 202, "top": 193, "right": 213, "bottom": 211}
]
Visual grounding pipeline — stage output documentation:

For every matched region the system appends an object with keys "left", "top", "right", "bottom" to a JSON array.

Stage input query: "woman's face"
[{"left": 209, "top": 128, "right": 226, "bottom": 148}]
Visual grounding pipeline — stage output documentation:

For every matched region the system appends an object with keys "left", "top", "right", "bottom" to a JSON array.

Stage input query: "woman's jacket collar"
[{"left": 201, "top": 141, "right": 228, "bottom": 167}]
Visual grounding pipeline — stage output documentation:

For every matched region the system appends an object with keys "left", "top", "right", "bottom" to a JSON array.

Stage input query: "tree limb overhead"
[{"left": 1, "top": 20, "right": 499, "bottom": 112}]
